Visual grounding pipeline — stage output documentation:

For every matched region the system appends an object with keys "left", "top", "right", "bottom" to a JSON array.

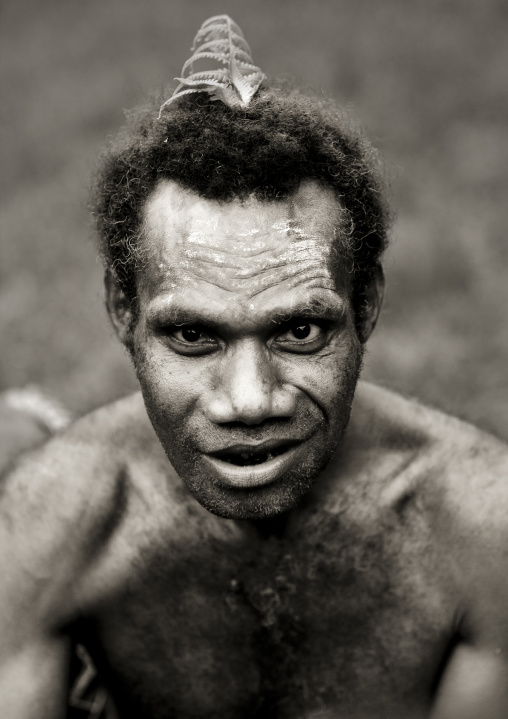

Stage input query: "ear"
[
  {"left": 358, "top": 263, "right": 385, "bottom": 344},
  {"left": 105, "top": 269, "right": 135, "bottom": 345}
]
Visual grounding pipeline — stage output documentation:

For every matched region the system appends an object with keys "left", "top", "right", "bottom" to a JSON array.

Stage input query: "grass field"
[{"left": 1, "top": 0, "right": 507, "bottom": 438}]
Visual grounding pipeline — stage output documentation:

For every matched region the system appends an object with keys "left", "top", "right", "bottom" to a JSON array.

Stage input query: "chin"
[
  {"left": 178, "top": 450, "right": 334, "bottom": 521},
  {"left": 184, "top": 484, "right": 311, "bottom": 521},
  {"left": 154, "top": 411, "right": 354, "bottom": 521}
]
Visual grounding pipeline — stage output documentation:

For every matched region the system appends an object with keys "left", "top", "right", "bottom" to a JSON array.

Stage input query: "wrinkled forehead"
[{"left": 139, "top": 179, "right": 346, "bottom": 298}]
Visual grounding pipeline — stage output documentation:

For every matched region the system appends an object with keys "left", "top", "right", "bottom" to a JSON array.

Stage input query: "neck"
[{"left": 244, "top": 512, "right": 292, "bottom": 540}]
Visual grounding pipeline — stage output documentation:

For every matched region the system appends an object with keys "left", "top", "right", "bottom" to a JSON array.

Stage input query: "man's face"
[{"left": 129, "top": 179, "right": 363, "bottom": 520}]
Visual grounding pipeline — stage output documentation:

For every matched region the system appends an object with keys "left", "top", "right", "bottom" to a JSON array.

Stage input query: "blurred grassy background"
[{"left": 1, "top": 0, "right": 507, "bottom": 438}]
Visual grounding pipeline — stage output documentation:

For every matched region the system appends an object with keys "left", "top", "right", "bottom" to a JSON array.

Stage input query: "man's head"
[
  {"left": 95, "top": 87, "right": 389, "bottom": 341},
  {"left": 95, "top": 85, "right": 390, "bottom": 519}
]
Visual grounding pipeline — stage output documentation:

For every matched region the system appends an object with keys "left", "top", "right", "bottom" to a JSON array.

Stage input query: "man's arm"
[
  {"left": 431, "top": 438, "right": 508, "bottom": 718},
  {"left": 0, "top": 453, "right": 72, "bottom": 717},
  {"left": 0, "top": 421, "right": 121, "bottom": 718},
  {"left": 431, "top": 643, "right": 508, "bottom": 719},
  {"left": 0, "top": 636, "right": 70, "bottom": 719},
  {"left": 0, "top": 397, "right": 71, "bottom": 716}
]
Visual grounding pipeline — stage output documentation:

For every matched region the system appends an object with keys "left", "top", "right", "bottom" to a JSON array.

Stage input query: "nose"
[{"left": 204, "top": 340, "right": 296, "bottom": 425}]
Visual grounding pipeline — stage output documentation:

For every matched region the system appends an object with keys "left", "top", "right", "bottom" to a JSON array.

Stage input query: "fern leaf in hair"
[{"left": 159, "top": 15, "right": 265, "bottom": 115}]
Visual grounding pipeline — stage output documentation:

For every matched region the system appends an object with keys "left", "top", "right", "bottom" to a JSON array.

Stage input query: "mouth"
[
  {"left": 203, "top": 440, "right": 305, "bottom": 488},
  {"left": 211, "top": 441, "right": 297, "bottom": 467}
]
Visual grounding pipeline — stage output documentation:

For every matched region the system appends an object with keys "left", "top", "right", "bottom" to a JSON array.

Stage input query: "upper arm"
[
  {"left": 433, "top": 440, "right": 508, "bottom": 718},
  {"left": 0, "top": 450, "right": 73, "bottom": 716},
  {"left": 0, "top": 430, "right": 122, "bottom": 717},
  {"left": 0, "top": 637, "right": 71, "bottom": 719},
  {"left": 431, "top": 643, "right": 508, "bottom": 719}
]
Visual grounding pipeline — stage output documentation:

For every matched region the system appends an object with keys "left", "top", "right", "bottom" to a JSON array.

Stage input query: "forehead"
[{"left": 139, "top": 179, "right": 348, "bottom": 323}]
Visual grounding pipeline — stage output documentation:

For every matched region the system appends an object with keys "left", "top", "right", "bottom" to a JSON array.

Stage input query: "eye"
[
  {"left": 164, "top": 324, "right": 218, "bottom": 355},
  {"left": 174, "top": 326, "right": 208, "bottom": 343},
  {"left": 274, "top": 321, "right": 327, "bottom": 353},
  {"left": 285, "top": 324, "right": 317, "bottom": 340}
]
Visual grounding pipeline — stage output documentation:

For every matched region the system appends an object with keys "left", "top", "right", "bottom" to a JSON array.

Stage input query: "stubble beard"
[{"left": 134, "top": 344, "right": 363, "bottom": 521}]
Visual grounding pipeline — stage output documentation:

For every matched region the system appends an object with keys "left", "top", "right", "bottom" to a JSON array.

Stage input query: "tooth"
[{"left": 267, "top": 452, "right": 273, "bottom": 461}]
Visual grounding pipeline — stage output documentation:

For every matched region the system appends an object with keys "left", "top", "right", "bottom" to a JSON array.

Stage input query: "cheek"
[
  {"left": 133, "top": 335, "right": 205, "bottom": 418},
  {"left": 278, "top": 337, "right": 362, "bottom": 408},
  {"left": 288, "top": 362, "right": 353, "bottom": 409}
]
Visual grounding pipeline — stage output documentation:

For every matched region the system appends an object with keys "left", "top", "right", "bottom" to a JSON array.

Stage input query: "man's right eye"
[
  {"left": 174, "top": 326, "right": 207, "bottom": 343},
  {"left": 164, "top": 325, "right": 217, "bottom": 355}
]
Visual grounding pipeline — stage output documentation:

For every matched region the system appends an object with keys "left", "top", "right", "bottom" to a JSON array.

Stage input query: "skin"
[
  {"left": 1, "top": 180, "right": 507, "bottom": 719},
  {"left": 122, "top": 179, "right": 366, "bottom": 520}
]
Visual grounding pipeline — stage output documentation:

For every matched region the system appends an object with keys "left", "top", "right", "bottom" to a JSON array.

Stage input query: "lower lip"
[{"left": 202, "top": 444, "right": 304, "bottom": 489}]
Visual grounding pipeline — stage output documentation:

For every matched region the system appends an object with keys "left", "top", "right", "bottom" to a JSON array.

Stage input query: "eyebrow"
[
  {"left": 268, "top": 299, "right": 346, "bottom": 324},
  {"left": 147, "top": 297, "right": 346, "bottom": 328}
]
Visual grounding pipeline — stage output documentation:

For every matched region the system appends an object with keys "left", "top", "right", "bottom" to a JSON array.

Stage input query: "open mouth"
[
  {"left": 213, "top": 443, "right": 293, "bottom": 467},
  {"left": 203, "top": 440, "right": 305, "bottom": 489}
]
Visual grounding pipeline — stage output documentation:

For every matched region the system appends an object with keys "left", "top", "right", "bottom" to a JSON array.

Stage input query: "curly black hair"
[{"left": 93, "top": 84, "right": 391, "bottom": 336}]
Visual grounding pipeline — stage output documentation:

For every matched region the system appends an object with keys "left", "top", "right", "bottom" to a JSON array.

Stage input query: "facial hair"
[{"left": 134, "top": 341, "right": 363, "bottom": 520}]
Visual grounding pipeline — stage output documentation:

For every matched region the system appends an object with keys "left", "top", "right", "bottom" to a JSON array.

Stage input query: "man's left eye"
[
  {"left": 173, "top": 326, "right": 209, "bottom": 343},
  {"left": 276, "top": 323, "right": 324, "bottom": 346}
]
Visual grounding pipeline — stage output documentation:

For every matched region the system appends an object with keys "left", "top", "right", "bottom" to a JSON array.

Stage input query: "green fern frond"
[{"left": 159, "top": 15, "right": 265, "bottom": 115}]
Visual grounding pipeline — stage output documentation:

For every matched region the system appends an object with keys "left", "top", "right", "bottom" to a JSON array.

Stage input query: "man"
[{"left": 1, "top": 15, "right": 507, "bottom": 719}]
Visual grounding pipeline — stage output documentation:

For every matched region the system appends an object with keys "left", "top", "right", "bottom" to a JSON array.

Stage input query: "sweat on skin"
[{"left": 138, "top": 178, "right": 347, "bottom": 323}]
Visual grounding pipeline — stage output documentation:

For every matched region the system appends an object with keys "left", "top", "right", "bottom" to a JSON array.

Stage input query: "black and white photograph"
[{"left": 1, "top": 1, "right": 507, "bottom": 717}]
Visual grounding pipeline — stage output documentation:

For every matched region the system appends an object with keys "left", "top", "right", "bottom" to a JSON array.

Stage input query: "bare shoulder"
[
  {"left": 352, "top": 380, "right": 508, "bottom": 485},
  {"left": 347, "top": 381, "right": 507, "bottom": 540},
  {"left": 352, "top": 382, "right": 508, "bottom": 638},
  {"left": 0, "top": 391, "right": 161, "bottom": 532},
  {"left": 0, "top": 391, "right": 171, "bottom": 628}
]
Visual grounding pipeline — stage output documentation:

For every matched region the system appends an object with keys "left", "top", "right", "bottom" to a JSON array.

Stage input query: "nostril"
[{"left": 205, "top": 378, "right": 296, "bottom": 425}]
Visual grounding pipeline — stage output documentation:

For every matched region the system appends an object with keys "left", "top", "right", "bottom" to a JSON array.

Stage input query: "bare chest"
[{"left": 82, "top": 515, "right": 454, "bottom": 719}]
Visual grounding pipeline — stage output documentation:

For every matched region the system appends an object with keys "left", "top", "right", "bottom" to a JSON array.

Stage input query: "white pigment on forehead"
[{"left": 141, "top": 179, "right": 344, "bottom": 311}]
